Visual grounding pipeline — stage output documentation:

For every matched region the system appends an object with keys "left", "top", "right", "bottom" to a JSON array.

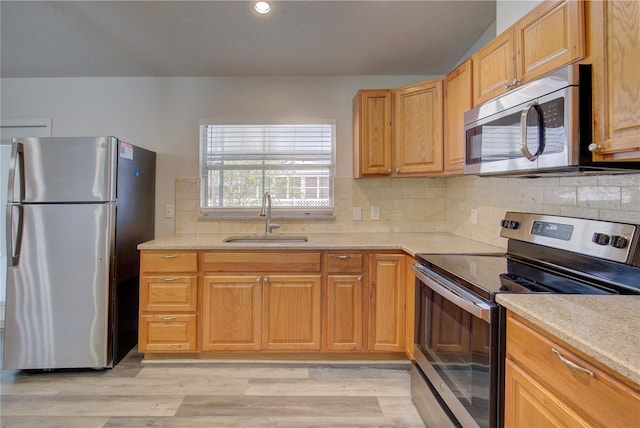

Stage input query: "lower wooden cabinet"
[
  {"left": 505, "top": 311, "right": 640, "bottom": 427},
  {"left": 139, "top": 250, "right": 409, "bottom": 357},
  {"left": 202, "top": 276, "right": 262, "bottom": 351},
  {"left": 139, "top": 314, "right": 197, "bottom": 352},
  {"left": 325, "top": 274, "right": 364, "bottom": 351},
  {"left": 368, "top": 254, "right": 406, "bottom": 351},
  {"left": 263, "top": 275, "right": 322, "bottom": 350}
]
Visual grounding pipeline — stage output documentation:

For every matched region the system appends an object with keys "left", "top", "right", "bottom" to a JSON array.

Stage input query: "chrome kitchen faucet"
[{"left": 259, "top": 192, "right": 281, "bottom": 235}]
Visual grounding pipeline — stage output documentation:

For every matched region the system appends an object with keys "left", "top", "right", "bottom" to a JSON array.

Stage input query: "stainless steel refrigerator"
[{"left": 3, "top": 136, "right": 155, "bottom": 369}]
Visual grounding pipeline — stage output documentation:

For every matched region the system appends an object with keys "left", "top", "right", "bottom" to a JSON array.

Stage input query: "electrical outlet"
[
  {"left": 164, "top": 204, "right": 175, "bottom": 218},
  {"left": 471, "top": 208, "right": 478, "bottom": 224},
  {"left": 352, "top": 207, "right": 362, "bottom": 221},
  {"left": 371, "top": 206, "right": 380, "bottom": 220}
]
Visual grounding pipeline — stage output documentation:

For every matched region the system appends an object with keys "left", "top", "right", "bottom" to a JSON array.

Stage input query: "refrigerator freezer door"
[
  {"left": 3, "top": 203, "right": 114, "bottom": 369},
  {"left": 9, "top": 137, "right": 117, "bottom": 203}
]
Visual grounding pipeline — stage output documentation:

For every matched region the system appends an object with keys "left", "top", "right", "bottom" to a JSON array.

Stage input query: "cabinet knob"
[
  {"left": 358, "top": 276, "right": 363, "bottom": 282},
  {"left": 263, "top": 277, "right": 269, "bottom": 283},
  {"left": 256, "top": 277, "right": 262, "bottom": 283},
  {"left": 160, "top": 254, "right": 177, "bottom": 259},
  {"left": 395, "top": 168, "right": 400, "bottom": 173},
  {"left": 333, "top": 255, "right": 354, "bottom": 259},
  {"left": 387, "top": 169, "right": 392, "bottom": 173},
  {"left": 588, "top": 143, "right": 602, "bottom": 153},
  {"left": 161, "top": 277, "right": 178, "bottom": 281},
  {"left": 159, "top": 315, "right": 178, "bottom": 320}
]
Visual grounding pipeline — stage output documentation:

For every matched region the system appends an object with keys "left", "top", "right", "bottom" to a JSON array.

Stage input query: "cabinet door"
[
  {"left": 591, "top": 0, "right": 640, "bottom": 160},
  {"left": 394, "top": 79, "right": 444, "bottom": 175},
  {"left": 368, "top": 254, "right": 405, "bottom": 351},
  {"left": 504, "top": 359, "right": 592, "bottom": 427},
  {"left": 444, "top": 59, "right": 472, "bottom": 174},
  {"left": 201, "top": 276, "right": 262, "bottom": 351},
  {"left": 263, "top": 275, "right": 321, "bottom": 350},
  {"left": 325, "top": 275, "right": 364, "bottom": 351},
  {"left": 472, "top": 30, "right": 515, "bottom": 106},
  {"left": 514, "top": 0, "right": 585, "bottom": 85},
  {"left": 353, "top": 90, "right": 393, "bottom": 177}
]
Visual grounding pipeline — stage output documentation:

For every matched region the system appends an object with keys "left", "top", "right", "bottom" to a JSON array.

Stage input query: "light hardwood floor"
[{"left": 1, "top": 333, "right": 427, "bottom": 428}]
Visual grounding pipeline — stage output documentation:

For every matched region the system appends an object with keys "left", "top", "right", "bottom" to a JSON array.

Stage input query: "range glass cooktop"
[{"left": 414, "top": 252, "right": 618, "bottom": 301}]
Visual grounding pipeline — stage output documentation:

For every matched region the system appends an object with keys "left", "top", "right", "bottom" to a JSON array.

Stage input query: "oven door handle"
[{"left": 412, "top": 265, "right": 492, "bottom": 323}]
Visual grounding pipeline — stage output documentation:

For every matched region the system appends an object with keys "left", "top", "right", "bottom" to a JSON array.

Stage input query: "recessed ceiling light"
[{"left": 255, "top": 1, "right": 271, "bottom": 14}]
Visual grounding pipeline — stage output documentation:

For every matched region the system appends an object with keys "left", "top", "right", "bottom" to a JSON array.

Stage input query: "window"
[{"left": 199, "top": 123, "right": 335, "bottom": 216}]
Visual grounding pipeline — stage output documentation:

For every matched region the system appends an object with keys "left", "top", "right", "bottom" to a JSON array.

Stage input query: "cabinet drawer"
[
  {"left": 139, "top": 314, "right": 197, "bottom": 352},
  {"left": 202, "top": 252, "right": 321, "bottom": 273},
  {"left": 141, "top": 251, "right": 198, "bottom": 273},
  {"left": 327, "top": 253, "right": 364, "bottom": 274},
  {"left": 140, "top": 275, "right": 197, "bottom": 312},
  {"left": 506, "top": 315, "right": 640, "bottom": 426}
]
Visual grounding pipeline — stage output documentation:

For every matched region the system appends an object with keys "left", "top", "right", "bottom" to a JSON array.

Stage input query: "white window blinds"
[{"left": 199, "top": 123, "right": 335, "bottom": 215}]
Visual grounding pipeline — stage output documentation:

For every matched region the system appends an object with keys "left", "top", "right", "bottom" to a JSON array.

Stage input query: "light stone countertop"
[
  {"left": 137, "top": 232, "right": 506, "bottom": 257},
  {"left": 496, "top": 294, "right": 640, "bottom": 386}
]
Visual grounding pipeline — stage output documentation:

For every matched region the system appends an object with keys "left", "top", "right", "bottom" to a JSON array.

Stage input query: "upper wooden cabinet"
[
  {"left": 444, "top": 59, "right": 472, "bottom": 174},
  {"left": 589, "top": 0, "right": 640, "bottom": 160},
  {"left": 472, "top": 30, "right": 515, "bottom": 106},
  {"left": 393, "top": 78, "right": 444, "bottom": 176},
  {"left": 353, "top": 90, "right": 393, "bottom": 177},
  {"left": 472, "top": 0, "right": 585, "bottom": 106},
  {"left": 353, "top": 79, "right": 444, "bottom": 178}
]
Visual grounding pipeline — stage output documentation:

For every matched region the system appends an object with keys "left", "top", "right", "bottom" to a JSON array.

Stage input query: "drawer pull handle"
[
  {"left": 333, "top": 255, "right": 354, "bottom": 259},
  {"left": 161, "top": 255, "right": 178, "bottom": 259},
  {"left": 552, "top": 348, "right": 595, "bottom": 378},
  {"left": 161, "top": 277, "right": 179, "bottom": 281},
  {"left": 159, "top": 316, "right": 178, "bottom": 320}
]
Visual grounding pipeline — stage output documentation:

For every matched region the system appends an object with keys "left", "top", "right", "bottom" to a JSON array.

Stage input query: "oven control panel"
[{"left": 500, "top": 212, "right": 639, "bottom": 265}]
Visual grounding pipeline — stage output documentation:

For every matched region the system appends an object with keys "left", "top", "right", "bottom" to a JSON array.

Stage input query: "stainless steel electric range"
[{"left": 410, "top": 211, "right": 640, "bottom": 428}]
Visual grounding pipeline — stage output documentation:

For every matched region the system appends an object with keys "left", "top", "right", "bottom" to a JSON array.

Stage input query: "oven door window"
[
  {"left": 416, "top": 285, "right": 496, "bottom": 428},
  {"left": 465, "top": 97, "right": 566, "bottom": 166}
]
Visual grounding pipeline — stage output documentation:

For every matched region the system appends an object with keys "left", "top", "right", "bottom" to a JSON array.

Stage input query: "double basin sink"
[{"left": 223, "top": 235, "right": 308, "bottom": 243}]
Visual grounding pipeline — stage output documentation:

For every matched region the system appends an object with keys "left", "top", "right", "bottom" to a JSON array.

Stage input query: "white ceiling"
[{"left": 0, "top": 1, "right": 496, "bottom": 78}]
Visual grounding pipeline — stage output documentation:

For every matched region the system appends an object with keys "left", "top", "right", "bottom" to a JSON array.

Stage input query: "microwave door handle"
[{"left": 520, "top": 101, "right": 544, "bottom": 161}]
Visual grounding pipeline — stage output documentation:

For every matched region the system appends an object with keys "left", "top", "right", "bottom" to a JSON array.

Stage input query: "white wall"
[
  {"left": 1, "top": 75, "right": 431, "bottom": 237},
  {"left": 496, "top": 0, "right": 543, "bottom": 34}
]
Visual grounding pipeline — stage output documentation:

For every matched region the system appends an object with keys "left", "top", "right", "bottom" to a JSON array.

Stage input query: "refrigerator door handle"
[
  {"left": 7, "top": 142, "right": 25, "bottom": 203},
  {"left": 6, "top": 204, "right": 24, "bottom": 266}
]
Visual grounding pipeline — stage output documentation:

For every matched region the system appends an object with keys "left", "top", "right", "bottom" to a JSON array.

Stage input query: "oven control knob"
[
  {"left": 500, "top": 219, "right": 510, "bottom": 228},
  {"left": 592, "top": 233, "right": 611, "bottom": 246},
  {"left": 610, "top": 235, "right": 629, "bottom": 249},
  {"left": 509, "top": 221, "right": 520, "bottom": 230}
]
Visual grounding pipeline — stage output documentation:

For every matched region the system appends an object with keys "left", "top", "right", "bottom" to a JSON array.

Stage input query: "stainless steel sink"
[{"left": 223, "top": 234, "right": 308, "bottom": 243}]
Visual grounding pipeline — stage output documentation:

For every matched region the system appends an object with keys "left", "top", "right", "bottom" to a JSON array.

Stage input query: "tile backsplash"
[{"left": 175, "top": 174, "right": 640, "bottom": 248}]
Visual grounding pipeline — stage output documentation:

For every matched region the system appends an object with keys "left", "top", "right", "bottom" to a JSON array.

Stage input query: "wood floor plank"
[
  {"left": 175, "top": 395, "right": 382, "bottom": 417},
  {"left": 0, "top": 395, "right": 183, "bottom": 417},
  {"left": 0, "top": 416, "right": 109, "bottom": 428},
  {"left": 137, "top": 365, "right": 309, "bottom": 379},
  {"left": 246, "top": 378, "right": 411, "bottom": 396},
  {"left": 103, "top": 415, "right": 426, "bottom": 427}
]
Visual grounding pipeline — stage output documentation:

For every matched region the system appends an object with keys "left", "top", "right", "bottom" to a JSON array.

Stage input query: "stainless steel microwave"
[{"left": 463, "top": 64, "right": 640, "bottom": 177}]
